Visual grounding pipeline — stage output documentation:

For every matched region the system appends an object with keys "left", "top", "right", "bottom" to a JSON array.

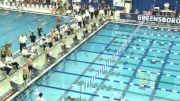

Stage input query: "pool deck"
[
  {"left": 0, "top": 39, "right": 63, "bottom": 99},
  {"left": 0, "top": 7, "right": 65, "bottom": 100},
  {"left": 6, "top": 21, "right": 108, "bottom": 101},
  {"left": 0, "top": 5, "right": 112, "bottom": 100},
  {"left": 0, "top": 34, "right": 81, "bottom": 100}
]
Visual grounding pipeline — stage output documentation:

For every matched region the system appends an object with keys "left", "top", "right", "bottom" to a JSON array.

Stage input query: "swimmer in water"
[
  {"left": 2, "top": 9, "right": 9, "bottom": 16},
  {"left": 41, "top": 22, "right": 47, "bottom": 26},
  {"left": 8, "top": 25, "right": 13, "bottom": 28},
  {"left": 17, "top": 12, "right": 24, "bottom": 17}
]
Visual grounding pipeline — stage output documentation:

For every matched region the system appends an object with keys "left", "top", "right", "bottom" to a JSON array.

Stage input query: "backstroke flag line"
[{"left": 83, "top": 21, "right": 145, "bottom": 92}]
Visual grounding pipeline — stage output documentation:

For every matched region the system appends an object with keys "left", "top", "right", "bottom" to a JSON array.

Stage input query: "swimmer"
[
  {"left": 2, "top": 10, "right": 9, "bottom": 16},
  {"left": 35, "top": 89, "right": 40, "bottom": 95},
  {"left": 17, "top": 12, "right": 24, "bottom": 17},
  {"left": 16, "top": 12, "right": 22, "bottom": 17},
  {"left": 8, "top": 25, "right": 13, "bottom": 29},
  {"left": 29, "top": 28, "right": 33, "bottom": 32},
  {"left": 41, "top": 22, "right": 47, "bottom": 26}
]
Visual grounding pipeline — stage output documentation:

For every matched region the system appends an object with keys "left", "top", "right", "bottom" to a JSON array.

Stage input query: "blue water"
[
  {"left": 0, "top": 10, "right": 67, "bottom": 53},
  {"left": 12, "top": 22, "right": 180, "bottom": 101}
]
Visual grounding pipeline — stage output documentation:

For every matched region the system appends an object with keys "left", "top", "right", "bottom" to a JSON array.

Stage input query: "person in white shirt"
[
  {"left": 5, "top": 55, "right": 19, "bottom": 70},
  {"left": 0, "top": 60, "right": 6, "bottom": 68},
  {"left": 85, "top": 9, "right": 90, "bottom": 18},
  {"left": 99, "top": 9, "right": 105, "bottom": 17},
  {"left": 22, "top": 46, "right": 30, "bottom": 58},
  {"left": 64, "top": 24, "right": 71, "bottom": 35},
  {"left": 76, "top": 4, "right": 80, "bottom": 13},
  {"left": 82, "top": 13, "right": 87, "bottom": 28},
  {"left": 89, "top": 6, "right": 94, "bottom": 19},
  {"left": 30, "top": 44, "right": 38, "bottom": 56},
  {"left": 76, "top": 14, "right": 82, "bottom": 28},
  {"left": 0, "top": 60, "right": 11, "bottom": 75},
  {"left": 36, "top": 93, "right": 45, "bottom": 101},
  {"left": 164, "top": 2, "right": 169, "bottom": 10},
  {"left": 39, "top": 38, "right": 45, "bottom": 48},
  {"left": 45, "top": 36, "right": 53, "bottom": 48},
  {"left": 19, "top": 34, "right": 27, "bottom": 52}
]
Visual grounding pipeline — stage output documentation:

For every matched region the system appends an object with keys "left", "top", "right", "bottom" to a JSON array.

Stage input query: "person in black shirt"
[
  {"left": 37, "top": 27, "right": 43, "bottom": 38},
  {"left": 94, "top": 8, "right": 99, "bottom": 18},
  {"left": 29, "top": 32, "right": 36, "bottom": 43},
  {"left": 104, "top": 6, "right": 108, "bottom": 16},
  {"left": 80, "top": 6, "right": 85, "bottom": 14},
  {"left": 56, "top": 22, "right": 61, "bottom": 32}
]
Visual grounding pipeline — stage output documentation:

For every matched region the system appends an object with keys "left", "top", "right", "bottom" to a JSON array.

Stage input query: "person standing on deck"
[
  {"left": 89, "top": 6, "right": 94, "bottom": 19},
  {"left": 1, "top": 46, "right": 6, "bottom": 62},
  {"left": 19, "top": 34, "right": 27, "bottom": 52},
  {"left": 22, "top": 64, "right": 29, "bottom": 86},
  {"left": 45, "top": 44, "right": 50, "bottom": 64},
  {"left": 75, "top": 14, "right": 83, "bottom": 28},
  {"left": 37, "top": 27, "right": 43, "bottom": 38},
  {"left": 30, "top": 32, "right": 36, "bottom": 44}
]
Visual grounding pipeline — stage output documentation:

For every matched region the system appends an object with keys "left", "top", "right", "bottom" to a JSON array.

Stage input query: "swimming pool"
[
  {"left": 11, "top": 22, "right": 180, "bottom": 101},
  {"left": 0, "top": 9, "right": 67, "bottom": 53}
]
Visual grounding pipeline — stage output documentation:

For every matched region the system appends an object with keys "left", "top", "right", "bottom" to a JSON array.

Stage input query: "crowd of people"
[
  {"left": 0, "top": 44, "right": 19, "bottom": 75},
  {"left": 0, "top": 1, "right": 112, "bottom": 90},
  {"left": 0, "top": 1, "right": 116, "bottom": 100}
]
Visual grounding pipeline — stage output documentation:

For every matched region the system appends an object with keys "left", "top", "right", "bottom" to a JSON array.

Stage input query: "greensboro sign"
[{"left": 137, "top": 15, "right": 180, "bottom": 24}]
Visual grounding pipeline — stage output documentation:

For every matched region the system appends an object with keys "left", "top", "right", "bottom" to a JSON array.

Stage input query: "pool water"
[
  {"left": 12, "top": 22, "right": 180, "bottom": 101},
  {"left": 0, "top": 10, "right": 67, "bottom": 53}
]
